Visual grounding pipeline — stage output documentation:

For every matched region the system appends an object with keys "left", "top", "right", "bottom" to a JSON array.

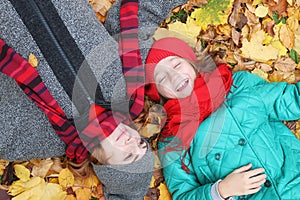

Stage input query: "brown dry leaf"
[
  {"left": 48, "top": 157, "right": 63, "bottom": 174},
  {"left": 257, "top": 63, "right": 273, "bottom": 72},
  {"left": 269, "top": 0, "right": 288, "bottom": 17},
  {"left": 185, "top": 0, "right": 208, "bottom": 10},
  {"left": 274, "top": 57, "right": 296, "bottom": 72},
  {"left": 231, "top": 27, "right": 241, "bottom": 46},
  {"left": 0, "top": 160, "right": 9, "bottom": 175},
  {"left": 30, "top": 158, "right": 53, "bottom": 178},
  {"left": 89, "top": 0, "right": 112, "bottom": 16},
  {"left": 228, "top": 0, "right": 241, "bottom": 27},
  {"left": 279, "top": 24, "right": 295, "bottom": 50},
  {"left": 28, "top": 53, "right": 38, "bottom": 67},
  {"left": 58, "top": 168, "right": 74, "bottom": 188},
  {"left": 244, "top": 9, "right": 259, "bottom": 27}
]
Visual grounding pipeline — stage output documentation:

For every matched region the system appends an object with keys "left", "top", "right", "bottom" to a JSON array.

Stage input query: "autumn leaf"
[
  {"left": 274, "top": 57, "right": 296, "bottom": 72},
  {"left": 30, "top": 158, "right": 53, "bottom": 178},
  {"left": 13, "top": 165, "right": 30, "bottom": 182},
  {"left": 28, "top": 53, "right": 38, "bottom": 67},
  {"left": 8, "top": 176, "right": 43, "bottom": 196},
  {"left": 254, "top": 5, "right": 269, "bottom": 18},
  {"left": 240, "top": 30, "right": 279, "bottom": 62},
  {"left": 190, "top": 0, "right": 234, "bottom": 30},
  {"left": 251, "top": 68, "right": 269, "bottom": 81},
  {"left": 58, "top": 168, "right": 74, "bottom": 188},
  {"left": 168, "top": 17, "right": 201, "bottom": 41},
  {"left": 0, "top": 160, "right": 9, "bottom": 175},
  {"left": 11, "top": 179, "right": 66, "bottom": 200}
]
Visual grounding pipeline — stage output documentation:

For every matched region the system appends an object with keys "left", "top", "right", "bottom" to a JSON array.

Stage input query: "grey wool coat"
[{"left": 0, "top": 0, "right": 186, "bottom": 160}]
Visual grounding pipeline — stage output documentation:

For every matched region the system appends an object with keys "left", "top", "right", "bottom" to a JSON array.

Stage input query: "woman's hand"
[{"left": 218, "top": 163, "right": 266, "bottom": 198}]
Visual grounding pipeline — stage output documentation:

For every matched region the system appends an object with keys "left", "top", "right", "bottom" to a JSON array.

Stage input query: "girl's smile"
[{"left": 154, "top": 56, "right": 197, "bottom": 99}]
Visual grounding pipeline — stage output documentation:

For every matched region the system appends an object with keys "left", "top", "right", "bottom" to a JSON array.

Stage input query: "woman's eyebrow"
[{"left": 124, "top": 153, "right": 139, "bottom": 162}]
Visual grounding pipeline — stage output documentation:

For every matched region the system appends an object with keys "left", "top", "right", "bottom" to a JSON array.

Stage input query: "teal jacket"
[{"left": 159, "top": 71, "right": 300, "bottom": 200}]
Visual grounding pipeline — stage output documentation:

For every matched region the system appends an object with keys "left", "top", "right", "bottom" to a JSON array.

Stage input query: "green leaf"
[
  {"left": 273, "top": 12, "right": 280, "bottom": 24},
  {"left": 170, "top": 10, "right": 189, "bottom": 23},
  {"left": 290, "top": 49, "right": 299, "bottom": 64},
  {"left": 90, "top": 197, "right": 99, "bottom": 200},
  {"left": 281, "top": 17, "right": 286, "bottom": 24},
  {"left": 190, "top": 0, "right": 234, "bottom": 30}
]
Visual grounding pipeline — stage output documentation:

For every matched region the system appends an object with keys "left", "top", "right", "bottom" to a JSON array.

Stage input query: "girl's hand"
[{"left": 218, "top": 163, "right": 266, "bottom": 198}]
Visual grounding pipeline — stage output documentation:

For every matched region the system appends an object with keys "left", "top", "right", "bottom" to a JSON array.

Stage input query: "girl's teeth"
[{"left": 177, "top": 80, "right": 188, "bottom": 91}]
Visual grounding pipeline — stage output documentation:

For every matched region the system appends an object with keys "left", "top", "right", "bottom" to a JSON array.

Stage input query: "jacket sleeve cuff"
[{"left": 210, "top": 180, "right": 235, "bottom": 200}]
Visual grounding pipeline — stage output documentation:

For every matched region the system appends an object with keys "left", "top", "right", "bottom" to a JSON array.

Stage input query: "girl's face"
[
  {"left": 154, "top": 56, "right": 197, "bottom": 99},
  {"left": 99, "top": 123, "right": 147, "bottom": 165}
]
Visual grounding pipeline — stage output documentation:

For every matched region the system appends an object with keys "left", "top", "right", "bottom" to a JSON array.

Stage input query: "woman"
[
  {"left": 0, "top": 0, "right": 187, "bottom": 198},
  {"left": 145, "top": 37, "right": 300, "bottom": 200}
]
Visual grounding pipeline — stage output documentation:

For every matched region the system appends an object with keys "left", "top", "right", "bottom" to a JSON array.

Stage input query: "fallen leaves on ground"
[{"left": 1, "top": 0, "right": 300, "bottom": 200}]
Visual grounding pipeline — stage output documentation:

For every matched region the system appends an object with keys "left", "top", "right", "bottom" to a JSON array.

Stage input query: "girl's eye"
[
  {"left": 173, "top": 63, "right": 181, "bottom": 69},
  {"left": 159, "top": 76, "right": 166, "bottom": 83}
]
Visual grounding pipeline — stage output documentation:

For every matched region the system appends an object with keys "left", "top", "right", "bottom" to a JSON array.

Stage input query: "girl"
[
  {"left": 0, "top": 0, "right": 187, "bottom": 198},
  {"left": 145, "top": 37, "right": 300, "bottom": 200}
]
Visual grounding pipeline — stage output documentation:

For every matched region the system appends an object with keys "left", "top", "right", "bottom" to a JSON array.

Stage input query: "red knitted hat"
[{"left": 145, "top": 37, "right": 197, "bottom": 102}]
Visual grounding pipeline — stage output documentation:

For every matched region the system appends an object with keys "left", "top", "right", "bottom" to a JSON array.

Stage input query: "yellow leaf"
[
  {"left": 262, "top": 33, "right": 273, "bottom": 45},
  {"left": 75, "top": 188, "right": 91, "bottom": 200},
  {"left": 0, "top": 160, "right": 9, "bottom": 175},
  {"left": 158, "top": 182, "right": 172, "bottom": 200},
  {"left": 271, "top": 40, "right": 288, "bottom": 57},
  {"left": 251, "top": 68, "right": 269, "bottom": 81},
  {"left": 279, "top": 24, "right": 295, "bottom": 50},
  {"left": 65, "top": 195, "right": 77, "bottom": 200},
  {"left": 14, "top": 164, "right": 30, "bottom": 182},
  {"left": 254, "top": 5, "right": 269, "bottom": 18},
  {"left": 240, "top": 30, "right": 278, "bottom": 62},
  {"left": 58, "top": 168, "right": 74, "bottom": 188},
  {"left": 153, "top": 28, "right": 197, "bottom": 47},
  {"left": 11, "top": 181, "right": 66, "bottom": 200},
  {"left": 8, "top": 176, "right": 43, "bottom": 196},
  {"left": 28, "top": 53, "right": 38, "bottom": 67},
  {"left": 168, "top": 17, "right": 201, "bottom": 41},
  {"left": 216, "top": 24, "right": 232, "bottom": 37},
  {"left": 252, "top": 0, "right": 262, "bottom": 5}
]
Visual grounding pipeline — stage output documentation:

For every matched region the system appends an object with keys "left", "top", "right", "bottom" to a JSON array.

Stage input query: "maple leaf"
[
  {"left": 240, "top": 30, "right": 279, "bottom": 62},
  {"left": 168, "top": 17, "right": 202, "bottom": 41},
  {"left": 190, "top": 0, "right": 234, "bottom": 30}
]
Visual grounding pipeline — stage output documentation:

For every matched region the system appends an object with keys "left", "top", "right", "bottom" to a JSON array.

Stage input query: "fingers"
[
  {"left": 233, "top": 163, "right": 252, "bottom": 173},
  {"left": 245, "top": 168, "right": 265, "bottom": 178}
]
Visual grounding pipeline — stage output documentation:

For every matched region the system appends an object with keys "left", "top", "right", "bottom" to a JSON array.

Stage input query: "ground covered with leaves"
[{"left": 1, "top": 0, "right": 300, "bottom": 199}]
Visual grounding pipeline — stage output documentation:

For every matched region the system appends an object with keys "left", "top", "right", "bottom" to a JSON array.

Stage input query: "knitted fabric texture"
[
  {"left": 0, "top": 39, "right": 88, "bottom": 162},
  {"left": 93, "top": 138, "right": 154, "bottom": 200},
  {"left": 79, "top": 0, "right": 145, "bottom": 156},
  {"left": 145, "top": 37, "right": 197, "bottom": 102}
]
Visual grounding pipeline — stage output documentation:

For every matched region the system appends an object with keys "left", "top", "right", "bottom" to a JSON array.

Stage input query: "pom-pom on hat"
[{"left": 145, "top": 37, "right": 197, "bottom": 102}]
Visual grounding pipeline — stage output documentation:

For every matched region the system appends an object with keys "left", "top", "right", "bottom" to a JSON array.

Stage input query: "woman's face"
[
  {"left": 154, "top": 56, "right": 197, "bottom": 99},
  {"left": 99, "top": 123, "right": 147, "bottom": 165}
]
